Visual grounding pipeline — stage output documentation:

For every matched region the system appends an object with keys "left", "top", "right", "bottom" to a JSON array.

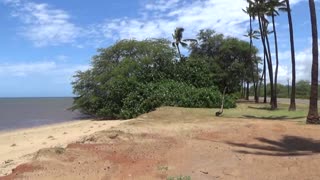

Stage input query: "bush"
[{"left": 120, "top": 80, "right": 236, "bottom": 119}]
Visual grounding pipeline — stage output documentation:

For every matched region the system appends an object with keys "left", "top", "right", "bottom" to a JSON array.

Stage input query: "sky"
[{"left": 0, "top": 0, "right": 319, "bottom": 97}]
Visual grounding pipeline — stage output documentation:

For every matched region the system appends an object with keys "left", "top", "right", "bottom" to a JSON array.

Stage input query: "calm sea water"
[{"left": 0, "top": 97, "right": 90, "bottom": 132}]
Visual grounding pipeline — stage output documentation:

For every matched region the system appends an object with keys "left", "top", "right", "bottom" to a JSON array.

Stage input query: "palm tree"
[
  {"left": 285, "top": 0, "right": 296, "bottom": 111},
  {"left": 262, "top": 19, "right": 277, "bottom": 109},
  {"left": 243, "top": 1, "right": 261, "bottom": 102},
  {"left": 263, "top": 53, "right": 267, "bottom": 103},
  {"left": 172, "top": 27, "right": 197, "bottom": 60},
  {"left": 307, "top": 0, "right": 319, "bottom": 124},
  {"left": 244, "top": 29, "right": 260, "bottom": 102},
  {"left": 251, "top": 0, "right": 276, "bottom": 109},
  {"left": 266, "top": 0, "right": 286, "bottom": 109}
]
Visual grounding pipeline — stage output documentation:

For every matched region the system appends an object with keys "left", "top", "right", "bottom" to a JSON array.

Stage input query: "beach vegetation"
[{"left": 72, "top": 30, "right": 259, "bottom": 119}]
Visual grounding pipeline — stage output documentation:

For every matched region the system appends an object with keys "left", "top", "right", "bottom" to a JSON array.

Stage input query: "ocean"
[{"left": 0, "top": 97, "right": 90, "bottom": 132}]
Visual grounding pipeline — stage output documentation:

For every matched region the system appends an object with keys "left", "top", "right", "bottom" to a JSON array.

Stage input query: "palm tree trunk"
[
  {"left": 176, "top": 43, "right": 182, "bottom": 61},
  {"left": 286, "top": 0, "right": 296, "bottom": 111},
  {"left": 263, "top": 47, "right": 267, "bottom": 103},
  {"left": 261, "top": 18, "right": 275, "bottom": 109},
  {"left": 272, "top": 14, "right": 279, "bottom": 109},
  {"left": 241, "top": 79, "right": 244, "bottom": 98},
  {"left": 255, "top": 62, "right": 260, "bottom": 103},
  {"left": 307, "top": 0, "right": 319, "bottom": 124},
  {"left": 246, "top": 81, "right": 249, "bottom": 100},
  {"left": 249, "top": 15, "right": 259, "bottom": 103},
  {"left": 258, "top": 15, "right": 272, "bottom": 106},
  {"left": 249, "top": 15, "right": 255, "bottom": 102},
  {"left": 265, "top": 31, "right": 276, "bottom": 109}
]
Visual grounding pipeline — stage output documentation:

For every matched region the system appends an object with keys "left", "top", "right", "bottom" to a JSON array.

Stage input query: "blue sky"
[{"left": 0, "top": 0, "right": 319, "bottom": 97}]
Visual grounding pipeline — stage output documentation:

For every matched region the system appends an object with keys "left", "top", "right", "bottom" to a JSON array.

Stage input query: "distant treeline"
[{"left": 250, "top": 80, "right": 313, "bottom": 99}]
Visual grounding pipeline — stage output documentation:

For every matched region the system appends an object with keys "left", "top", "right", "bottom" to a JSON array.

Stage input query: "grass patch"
[
  {"left": 167, "top": 175, "right": 191, "bottom": 180},
  {"left": 134, "top": 101, "right": 310, "bottom": 125},
  {"left": 222, "top": 103, "right": 307, "bottom": 121},
  {"left": 157, "top": 165, "right": 169, "bottom": 171}
]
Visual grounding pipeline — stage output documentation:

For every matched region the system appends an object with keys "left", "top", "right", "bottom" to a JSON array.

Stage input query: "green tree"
[
  {"left": 72, "top": 38, "right": 236, "bottom": 119},
  {"left": 307, "top": 0, "right": 319, "bottom": 124},
  {"left": 190, "top": 29, "right": 260, "bottom": 94},
  {"left": 72, "top": 39, "right": 176, "bottom": 118}
]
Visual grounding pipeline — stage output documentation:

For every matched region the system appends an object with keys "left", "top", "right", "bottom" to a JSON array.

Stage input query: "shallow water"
[{"left": 0, "top": 97, "right": 90, "bottom": 131}]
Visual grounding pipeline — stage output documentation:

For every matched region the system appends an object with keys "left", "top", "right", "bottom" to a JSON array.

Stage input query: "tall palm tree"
[
  {"left": 262, "top": 19, "right": 277, "bottom": 109},
  {"left": 266, "top": 0, "right": 286, "bottom": 109},
  {"left": 243, "top": 1, "right": 261, "bottom": 102},
  {"left": 244, "top": 29, "right": 260, "bottom": 102},
  {"left": 172, "top": 27, "right": 197, "bottom": 60},
  {"left": 285, "top": 0, "right": 296, "bottom": 111},
  {"left": 263, "top": 53, "right": 267, "bottom": 103},
  {"left": 307, "top": 0, "right": 319, "bottom": 124},
  {"left": 251, "top": 0, "right": 276, "bottom": 109}
]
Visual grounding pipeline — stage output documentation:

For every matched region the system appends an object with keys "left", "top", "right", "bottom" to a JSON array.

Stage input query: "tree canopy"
[{"left": 72, "top": 29, "right": 260, "bottom": 119}]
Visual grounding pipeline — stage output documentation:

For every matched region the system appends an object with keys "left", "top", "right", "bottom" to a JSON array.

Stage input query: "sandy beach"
[{"left": 0, "top": 119, "right": 124, "bottom": 176}]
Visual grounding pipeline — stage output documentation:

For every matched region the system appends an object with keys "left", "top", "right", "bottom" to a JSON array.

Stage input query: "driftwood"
[{"left": 215, "top": 87, "right": 227, "bottom": 116}]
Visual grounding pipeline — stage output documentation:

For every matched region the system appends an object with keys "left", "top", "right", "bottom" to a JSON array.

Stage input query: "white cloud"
[
  {"left": 100, "top": 0, "right": 249, "bottom": 41},
  {"left": 0, "top": 0, "right": 311, "bottom": 47},
  {"left": 0, "top": 62, "right": 56, "bottom": 77},
  {"left": 2, "top": 0, "right": 80, "bottom": 47},
  {"left": 272, "top": 42, "right": 320, "bottom": 84},
  {"left": 145, "top": 0, "right": 181, "bottom": 12},
  {"left": 0, "top": 61, "right": 90, "bottom": 83}
]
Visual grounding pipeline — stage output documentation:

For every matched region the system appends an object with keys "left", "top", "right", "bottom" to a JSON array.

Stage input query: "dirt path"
[{"left": 2, "top": 107, "right": 320, "bottom": 180}]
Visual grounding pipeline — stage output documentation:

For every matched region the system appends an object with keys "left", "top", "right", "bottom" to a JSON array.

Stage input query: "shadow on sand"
[
  {"left": 242, "top": 115, "right": 305, "bottom": 120},
  {"left": 226, "top": 136, "right": 320, "bottom": 156}
]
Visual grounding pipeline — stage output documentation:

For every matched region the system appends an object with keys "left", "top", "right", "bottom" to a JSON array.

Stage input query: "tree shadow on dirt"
[
  {"left": 226, "top": 136, "right": 320, "bottom": 156},
  {"left": 242, "top": 115, "right": 305, "bottom": 120},
  {"left": 248, "top": 106, "right": 274, "bottom": 111}
]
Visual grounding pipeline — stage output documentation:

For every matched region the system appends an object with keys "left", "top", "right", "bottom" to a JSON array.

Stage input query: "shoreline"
[
  {"left": 0, "top": 119, "right": 125, "bottom": 176},
  {"left": 0, "top": 118, "right": 90, "bottom": 134}
]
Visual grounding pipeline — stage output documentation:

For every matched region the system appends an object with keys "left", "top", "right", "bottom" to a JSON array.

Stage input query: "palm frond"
[
  {"left": 253, "top": 30, "right": 260, "bottom": 34},
  {"left": 252, "top": 35, "right": 260, "bottom": 39},
  {"left": 180, "top": 41, "right": 188, "bottom": 48},
  {"left": 278, "top": 7, "right": 288, "bottom": 12},
  {"left": 183, "top": 39, "right": 198, "bottom": 43}
]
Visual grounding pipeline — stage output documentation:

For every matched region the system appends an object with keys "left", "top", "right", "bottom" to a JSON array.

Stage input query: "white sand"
[{"left": 0, "top": 119, "right": 124, "bottom": 176}]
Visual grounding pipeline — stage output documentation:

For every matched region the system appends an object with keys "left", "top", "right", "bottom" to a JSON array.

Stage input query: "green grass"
[
  {"left": 134, "top": 101, "right": 310, "bottom": 125},
  {"left": 222, "top": 103, "right": 307, "bottom": 121},
  {"left": 167, "top": 176, "right": 191, "bottom": 180}
]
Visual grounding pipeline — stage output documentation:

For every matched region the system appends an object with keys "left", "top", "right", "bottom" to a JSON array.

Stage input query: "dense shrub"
[{"left": 121, "top": 80, "right": 236, "bottom": 119}]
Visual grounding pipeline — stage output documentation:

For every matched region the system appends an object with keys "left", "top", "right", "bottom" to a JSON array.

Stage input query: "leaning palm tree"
[
  {"left": 285, "top": 0, "right": 296, "bottom": 111},
  {"left": 307, "top": 0, "right": 319, "bottom": 124},
  {"left": 172, "top": 27, "right": 197, "bottom": 60}
]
